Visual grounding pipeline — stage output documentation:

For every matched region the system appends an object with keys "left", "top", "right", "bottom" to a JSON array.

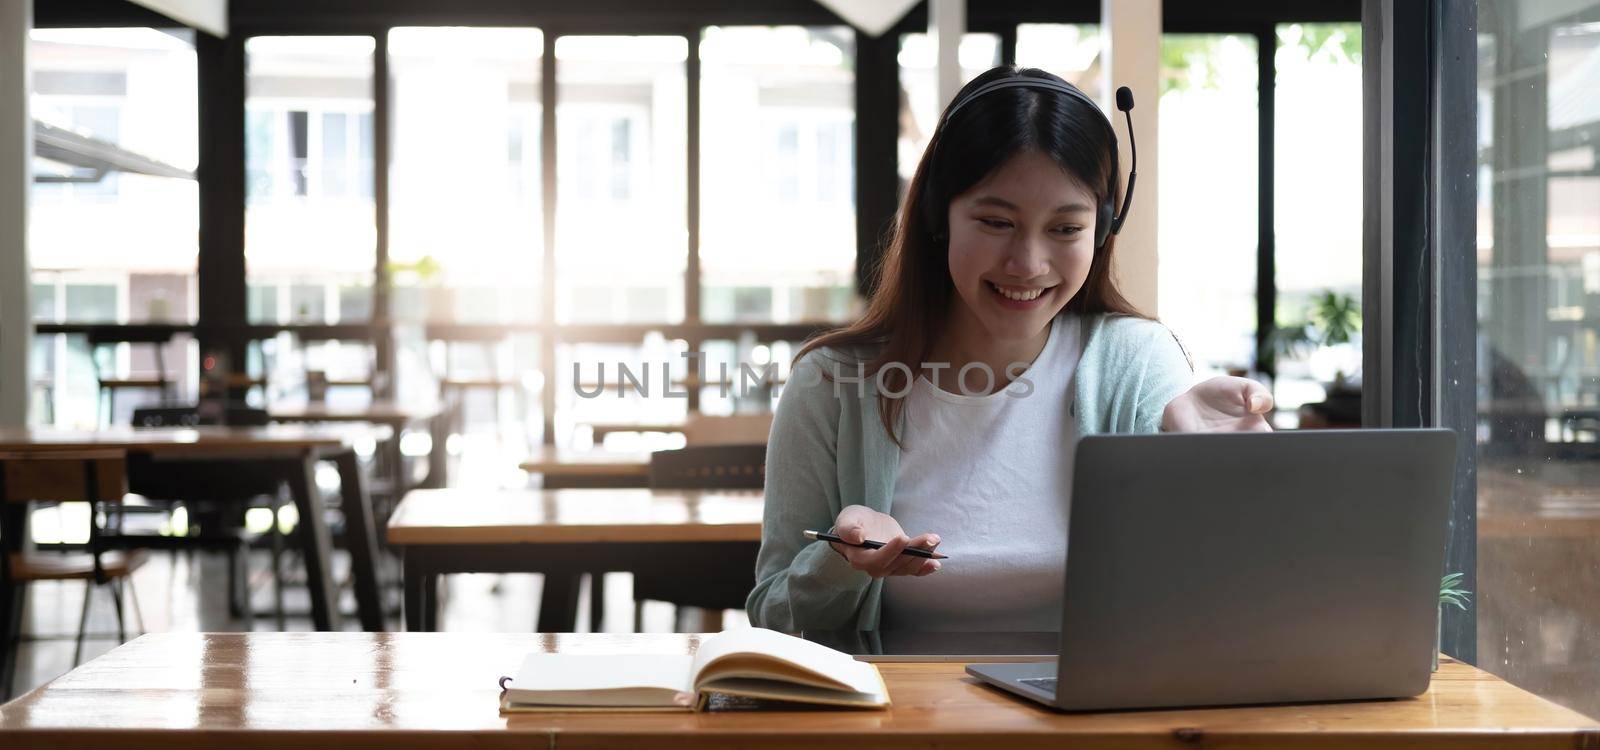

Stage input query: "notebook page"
[
  {"left": 510, "top": 653, "right": 693, "bottom": 698},
  {"left": 690, "top": 628, "right": 883, "bottom": 695}
]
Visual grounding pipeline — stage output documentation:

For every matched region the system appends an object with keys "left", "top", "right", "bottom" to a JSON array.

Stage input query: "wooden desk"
[
  {"left": 1, "top": 632, "right": 1595, "bottom": 749},
  {"left": 387, "top": 488, "right": 761, "bottom": 632},
  {"left": 0, "top": 426, "right": 390, "bottom": 631},
  {"left": 518, "top": 446, "right": 651, "bottom": 489}
]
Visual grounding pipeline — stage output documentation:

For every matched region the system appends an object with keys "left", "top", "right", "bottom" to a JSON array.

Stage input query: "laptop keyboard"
[{"left": 1019, "top": 677, "right": 1058, "bottom": 695}]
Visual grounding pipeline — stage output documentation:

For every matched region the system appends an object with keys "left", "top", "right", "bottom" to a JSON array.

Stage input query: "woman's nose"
[{"left": 1000, "top": 234, "right": 1050, "bottom": 278}]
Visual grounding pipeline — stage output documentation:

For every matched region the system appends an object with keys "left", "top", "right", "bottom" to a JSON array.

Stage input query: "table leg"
[
  {"left": 402, "top": 556, "right": 430, "bottom": 632},
  {"left": 333, "top": 448, "right": 385, "bottom": 632},
  {"left": 421, "top": 573, "right": 439, "bottom": 631},
  {"left": 382, "top": 422, "right": 406, "bottom": 520},
  {"left": 425, "top": 405, "right": 453, "bottom": 490},
  {"left": 283, "top": 454, "right": 339, "bottom": 631},
  {"left": 537, "top": 574, "right": 581, "bottom": 632}
]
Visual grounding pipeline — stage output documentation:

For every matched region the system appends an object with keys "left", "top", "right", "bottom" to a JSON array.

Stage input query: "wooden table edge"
[
  {"left": 518, "top": 462, "right": 650, "bottom": 477},
  {"left": 386, "top": 524, "right": 762, "bottom": 545}
]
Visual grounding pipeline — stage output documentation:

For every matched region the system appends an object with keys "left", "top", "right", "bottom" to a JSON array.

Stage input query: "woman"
[{"left": 747, "top": 67, "right": 1273, "bottom": 631}]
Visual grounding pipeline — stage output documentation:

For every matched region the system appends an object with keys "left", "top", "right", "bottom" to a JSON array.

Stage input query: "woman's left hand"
[{"left": 1161, "top": 376, "right": 1275, "bottom": 433}]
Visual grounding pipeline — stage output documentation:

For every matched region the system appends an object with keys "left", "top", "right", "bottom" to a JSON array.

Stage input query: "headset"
[{"left": 927, "top": 76, "right": 1139, "bottom": 250}]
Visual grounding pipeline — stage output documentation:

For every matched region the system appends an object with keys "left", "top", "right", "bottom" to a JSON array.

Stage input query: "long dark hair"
[{"left": 798, "top": 65, "right": 1146, "bottom": 445}]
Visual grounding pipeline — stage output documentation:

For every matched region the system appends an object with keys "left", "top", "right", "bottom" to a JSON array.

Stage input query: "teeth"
[{"left": 991, "top": 282, "right": 1044, "bottom": 302}]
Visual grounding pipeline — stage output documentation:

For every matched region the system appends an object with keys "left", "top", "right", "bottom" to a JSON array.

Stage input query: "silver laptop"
[{"left": 967, "top": 428, "right": 1456, "bottom": 711}]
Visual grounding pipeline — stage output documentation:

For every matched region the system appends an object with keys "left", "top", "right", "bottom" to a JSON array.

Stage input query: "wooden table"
[
  {"left": 0, "top": 426, "right": 390, "bottom": 632},
  {"left": 1, "top": 632, "right": 1595, "bottom": 749},
  {"left": 269, "top": 399, "right": 449, "bottom": 495},
  {"left": 518, "top": 446, "right": 651, "bottom": 488},
  {"left": 387, "top": 488, "right": 761, "bottom": 631}
]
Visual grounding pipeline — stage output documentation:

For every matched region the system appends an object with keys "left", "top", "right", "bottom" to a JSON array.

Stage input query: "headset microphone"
[{"left": 1110, "top": 86, "right": 1137, "bottom": 237}]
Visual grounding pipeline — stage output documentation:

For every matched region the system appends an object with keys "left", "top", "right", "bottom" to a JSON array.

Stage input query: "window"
[
  {"left": 897, "top": 32, "right": 1002, "bottom": 188},
  {"left": 245, "top": 36, "right": 376, "bottom": 324},
  {"left": 387, "top": 27, "right": 544, "bottom": 325},
  {"left": 1273, "top": 24, "right": 1363, "bottom": 420},
  {"left": 1015, "top": 24, "right": 1105, "bottom": 107},
  {"left": 1156, "top": 34, "right": 1260, "bottom": 381},
  {"left": 28, "top": 28, "right": 200, "bottom": 427},
  {"left": 29, "top": 28, "right": 199, "bottom": 325},
  {"left": 1474, "top": 0, "right": 1600, "bottom": 720},
  {"left": 554, "top": 36, "right": 687, "bottom": 324},
  {"left": 699, "top": 26, "right": 857, "bottom": 323}
]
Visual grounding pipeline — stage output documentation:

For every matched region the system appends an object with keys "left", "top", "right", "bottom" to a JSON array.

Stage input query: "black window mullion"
[
  {"left": 1255, "top": 26, "right": 1276, "bottom": 378},
  {"left": 541, "top": 30, "right": 559, "bottom": 445},
  {"left": 1434, "top": 0, "right": 1479, "bottom": 666},
  {"left": 195, "top": 31, "right": 248, "bottom": 381},
  {"left": 373, "top": 30, "right": 394, "bottom": 398},
  {"left": 855, "top": 29, "right": 900, "bottom": 298},
  {"left": 685, "top": 27, "right": 703, "bottom": 416}
]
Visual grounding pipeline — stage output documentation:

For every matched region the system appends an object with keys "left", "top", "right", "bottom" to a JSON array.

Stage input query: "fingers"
[
  {"left": 1239, "top": 378, "right": 1274, "bottom": 414},
  {"left": 851, "top": 534, "right": 910, "bottom": 577},
  {"left": 882, "top": 533, "right": 940, "bottom": 577}
]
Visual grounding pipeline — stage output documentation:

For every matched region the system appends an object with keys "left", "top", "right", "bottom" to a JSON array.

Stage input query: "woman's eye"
[
  {"left": 978, "top": 218, "right": 1013, "bottom": 230},
  {"left": 1053, "top": 225, "right": 1084, "bottom": 236}
]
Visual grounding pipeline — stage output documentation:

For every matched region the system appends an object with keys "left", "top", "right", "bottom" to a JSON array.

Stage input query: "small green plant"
[
  {"left": 386, "top": 254, "right": 442, "bottom": 286},
  {"left": 1267, "top": 289, "right": 1361, "bottom": 378},
  {"left": 1439, "top": 573, "right": 1472, "bottom": 611}
]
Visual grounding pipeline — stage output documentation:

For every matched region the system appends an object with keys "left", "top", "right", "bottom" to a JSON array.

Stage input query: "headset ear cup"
[{"left": 1094, "top": 198, "right": 1114, "bottom": 248}]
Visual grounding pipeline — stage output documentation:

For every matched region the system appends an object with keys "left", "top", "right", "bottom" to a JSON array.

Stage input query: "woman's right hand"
[{"left": 829, "top": 505, "right": 942, "bottom": 578}]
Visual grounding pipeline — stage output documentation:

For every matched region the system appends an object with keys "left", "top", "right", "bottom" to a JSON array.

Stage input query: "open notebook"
[{"left": 500, "top": 628, "right": 890, "bottom": 712}]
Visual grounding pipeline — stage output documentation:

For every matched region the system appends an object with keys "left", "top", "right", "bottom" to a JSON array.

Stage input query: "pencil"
[{"left": 804, "top": 529, "right": 948, "bottom": 559}]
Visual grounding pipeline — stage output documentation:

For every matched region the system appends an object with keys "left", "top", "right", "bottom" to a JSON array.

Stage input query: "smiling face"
[{"left": 944, "top": 149, "right": 1098, "bottom": 345}]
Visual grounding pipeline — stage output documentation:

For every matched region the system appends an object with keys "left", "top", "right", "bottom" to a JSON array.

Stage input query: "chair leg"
[
  {"left": 271, "top": 507, "right": 286, "bottom": 630},
  {"left": 72, "top": 582, "right": 93, "bottom": 667},
  {"left": 233, "top": 540, "right": 254, "bottom": 630},
  {"left": 227, "top": 547, "right": 243, "bottom": 619},
  {"left": 126, "top": 575, "right": 146, "bottom": 635},
  {"left": 588, "top": 573, "right": 606, "bottom": 632},
  {"left": 108, "top": 579, "right": 126, "bottom": 644},
  {"left": 694, "top": 608, "right": 723, "bottom": 634}
]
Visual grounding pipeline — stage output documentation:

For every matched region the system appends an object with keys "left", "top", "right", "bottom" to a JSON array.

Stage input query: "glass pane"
[
  {"left": 1155, "top": 34, "right": 1260, "bottom": 380},
  {"left": 1475, "top": 0, "right": 1600, "bottom": 720},
  {"left": 389, "top": 27, "right": 544, "bottom": 324},
  {"left": 897, "top": 32, "right": 1002, "bottom": 188},
  {"left": 1015, "top": 24, "right": 1105, "bottom": 107},
  {"left": 555, "top": 35, "right": 687, "bottom": 324},
  {"left": 558, "top": 337, "right": 690, "bottom": 450},
  {"left": 245, "top": 36, "right": 376, "bottom": 324},
  {"left": 699, "top": 26, "right": 857, "bottom": 324},
  {"left": 29, "top": 28, "right": 199, "bottom": 324},
  {"left": 1273, "top": 23, "right": 1363, "bottom": 426}
]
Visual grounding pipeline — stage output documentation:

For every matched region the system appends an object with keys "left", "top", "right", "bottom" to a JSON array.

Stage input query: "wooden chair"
[
  {"left": 296, "top": 333, "right": 382, "bottom": 400},
  {"left": 635, "top": 444, "right": 765, "bottom": 632},
  {"left": 0, "top": 451, "right": 145, "bottom": 700},
  {"left": 425, "top": 324, "right": 526, "bottom": 440},
  {"left": 680, "top": 414, "right": 775, "bottom": 447},
  {"left": 127, "top": 405, "right": 279, "bottom": 624},
  {"left": 87, "top": 329, "right": 176, "bottom": 426}
]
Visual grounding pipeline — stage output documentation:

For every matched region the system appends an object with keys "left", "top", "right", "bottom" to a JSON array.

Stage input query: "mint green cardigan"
[{"left": 746, "top": 313, "right": 1195, "bottom": 631}]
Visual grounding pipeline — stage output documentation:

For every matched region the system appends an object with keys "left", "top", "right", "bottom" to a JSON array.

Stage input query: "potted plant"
[
  {"left": 1436, "top": 572, "right": 1472, "bottom": 671},
  {"left": 387, "top": 254, "right": 447, "bottom": 322},
  {"left": 1271, "top": 290, "right": 1362, "bottom": 427},
  {"left": 1271, "top": 289, "right": 1361, "bottom": 384}
]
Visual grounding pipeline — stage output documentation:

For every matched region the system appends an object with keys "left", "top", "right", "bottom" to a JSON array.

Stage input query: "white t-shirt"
[{"left": 880, "top": 316, "right": 1080, "bottom": 631}]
